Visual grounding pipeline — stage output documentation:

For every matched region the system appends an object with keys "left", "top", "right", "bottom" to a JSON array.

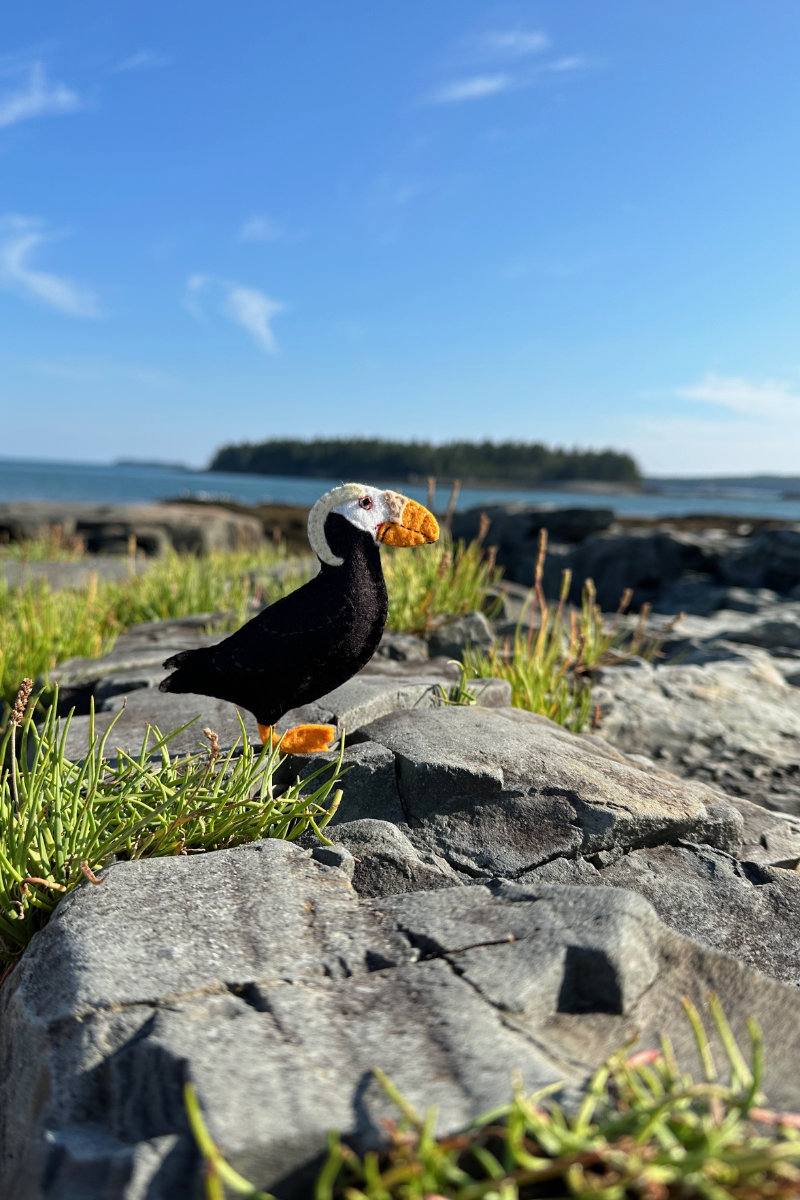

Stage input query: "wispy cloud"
[
  {"left": 186, "top": 274, "right": 284, "bottom": 353},
  {"left": 113, "top": 50, "right": 172, "bottom": 74},
  {"left": 0, "top": 216, "right": 102, "bottom": 317},
  {"left": 238, "top": 215, "right": 284, "bottom": 243},
  {"left": 425, "top": 27, "right": 591, "bottom": 106},
  {"left": 427, "top": 74, "right": 514, "bottom": 105},
  {"left": 479, "top": 30, "right": 550, "bottom": 57},
  {"left": 676, "top": 373, "right": 800, "bottom": 420},
  {"left": 0, "top": 61, "right": 81, "bottom": 129},
  {"left": 625, "top": 373, "right": 800, "bottom": 474},
  {"left": 544, "top": 56, "right": 590, "bottom": 73}
]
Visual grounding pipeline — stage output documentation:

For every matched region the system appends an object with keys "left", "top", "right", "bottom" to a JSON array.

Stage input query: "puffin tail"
[{"left": 159, "top": 646, "right": 213, "bottom": 695}]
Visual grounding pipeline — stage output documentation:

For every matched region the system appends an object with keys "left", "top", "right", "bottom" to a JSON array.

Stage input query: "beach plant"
[
  {"left": 384, "top": 528, "right": 504, "bottom": 636},
  {"left": 0, "top": 525, "right": 87, "bottom": 561},
  {"left": 186, "top": 993, "right": 800, "bottom": 1200},
  {"left": 1, "top": 527, "right": 672, "bottom": 732},
  {"left": 0, "top": 537, "right": 498, "bottom": 714},
  {"left": 0, "top": 683, "right": 344, "bottom": 967},
  {"left": 461, "top": 530, "right": 676, "bottom": 732},
  {"left": 0, "top": 546, "right": 310, "bottom": 712}
]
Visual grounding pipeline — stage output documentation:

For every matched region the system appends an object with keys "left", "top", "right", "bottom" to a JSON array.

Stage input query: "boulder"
[
  {"left": 562, "top": 529, "right": 736, "bottom": 610},
  {"left": 592, "top": 653, "right": 800, "bottom": 814},
  {"left": 0, "top": 502, "right": 263, "bottom": 556},
  {"left": 427, "top": 610, "right": 495, "bottom": 658},
  {"left": 59, "top": 661, "right": 512, "bottom": 762},
  {"left": 721, "top": 527, "right": 800, "bottom": 592},
  {"left": 528, "top": 843, "right": 800, "bottom": 988},
  {"left": 450, "top": 503, "right": 615, "bottom": 547},
  {"left": 4, "top": 840, "right": 800, "bottom": 1199},
  {"left": 355, "top": 706, "right": 742, "bottom": 877},
  {"left": 325, "top": 818, "right": 460, "bottom": 895}
]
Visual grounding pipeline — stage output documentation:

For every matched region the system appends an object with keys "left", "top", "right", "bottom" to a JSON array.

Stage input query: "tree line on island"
[{"left": 209, "top": 438, "right": 641, "bottom": 487}]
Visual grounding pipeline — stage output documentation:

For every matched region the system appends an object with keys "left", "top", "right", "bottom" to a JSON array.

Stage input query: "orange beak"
[{"left": 377, "top": 499, "right": 439, "bottom": 547}]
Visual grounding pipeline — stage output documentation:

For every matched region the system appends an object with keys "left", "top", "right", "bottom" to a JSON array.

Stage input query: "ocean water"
[{"left": 2, "top": 457, "right": 800, "bottom": 521}]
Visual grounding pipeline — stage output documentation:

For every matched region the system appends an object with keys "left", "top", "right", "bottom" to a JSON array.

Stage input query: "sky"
[{"left": 2, "top": 1, "right": 800, "bottom": 476}]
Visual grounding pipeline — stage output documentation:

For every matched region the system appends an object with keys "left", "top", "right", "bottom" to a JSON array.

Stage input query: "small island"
[{"left": 208, "top": 436, "right": 642, "bottom": 488}]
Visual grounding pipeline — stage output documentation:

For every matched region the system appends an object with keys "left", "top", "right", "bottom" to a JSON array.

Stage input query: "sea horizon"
[{"left": 2, "top": 455, "right": 800, "bottom": 522}]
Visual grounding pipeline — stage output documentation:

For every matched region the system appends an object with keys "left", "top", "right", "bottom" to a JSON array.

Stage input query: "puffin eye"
[{"left": 358, "top": 496, "right": 373, "bottom": 510}]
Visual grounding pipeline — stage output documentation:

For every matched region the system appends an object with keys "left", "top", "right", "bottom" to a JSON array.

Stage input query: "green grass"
[
  {"left": 1, "top": 529, "right": 673, "bottom": 734},
  {"left": 383, "top": 535, "right": 504, "bottom": 634},
  {"left": 186, "top": 994, "right": 800, "bottom": 1200},
  {"left": 0, "top": 547, "right": 310, "bottom": 713},
  {"left": 0, "top": 690, "right": 344, "bottom": 968},
  {"left": 461, "top": 531, "right": 675, "bottom": 732},
  {"left": 0, "top": 536, "right": 499, "bottom": 714},
  {"left": 0, "top": 526, "right": 87, "bottom": 560}
]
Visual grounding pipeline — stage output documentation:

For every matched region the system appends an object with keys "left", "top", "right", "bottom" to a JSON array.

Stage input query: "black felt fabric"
[{"left": 159, "top": 513, "right": 389, "bottom": 726}]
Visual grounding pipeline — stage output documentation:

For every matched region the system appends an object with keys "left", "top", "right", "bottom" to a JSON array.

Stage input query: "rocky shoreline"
[{"left": 1, "top": 500, "right": 799, "bottom": 1198}]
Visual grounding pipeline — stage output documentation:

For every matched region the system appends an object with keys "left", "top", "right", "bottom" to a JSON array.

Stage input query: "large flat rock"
[
  {"left": 593, "top": 654, "right": 800, "bottom": 814},
  {"left": 529, "top": 842, "right": 800, "bottom": 987},
  {"left": 60, "top": 668, "right": 511, "bottom": 761},
  {"left": 355, "top": 706, "right": 742, "bottom": 877},
  {"left": 0, "top": 502, "right": 263, "bottom": 555},
  {"left": 3, "top": 839, "right": 800, "bottom": 1200}
]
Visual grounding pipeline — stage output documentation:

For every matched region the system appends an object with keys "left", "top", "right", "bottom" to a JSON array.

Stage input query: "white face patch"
[
  {"left": 333, "top": 485, "right": 401, "bottom": 539},
  {"left": 307, "top": 482, "right": 407, "bottom": 566}
]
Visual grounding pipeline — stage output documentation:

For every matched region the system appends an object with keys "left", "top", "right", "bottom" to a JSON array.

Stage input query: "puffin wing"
[{"left": 207, "top": 578, "right": 356, "bottom": 675}]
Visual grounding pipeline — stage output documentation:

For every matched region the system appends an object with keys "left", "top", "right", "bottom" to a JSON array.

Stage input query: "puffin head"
[{"left": 308, "top": 483, "right": 439, "bottom": 567}]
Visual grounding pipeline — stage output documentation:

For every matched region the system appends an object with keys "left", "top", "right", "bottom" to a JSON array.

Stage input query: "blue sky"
[{"left": 2, "top": 2, "right": 800, "bottom": 475}]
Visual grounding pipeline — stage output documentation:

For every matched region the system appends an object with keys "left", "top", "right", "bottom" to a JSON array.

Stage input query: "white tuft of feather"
[{"left": 307, "top": 482, "right": 364, "bottom": 565}]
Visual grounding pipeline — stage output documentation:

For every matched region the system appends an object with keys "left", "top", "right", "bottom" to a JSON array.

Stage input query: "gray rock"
[
  {"left": 61, "top": 688, "right": 255, "bottom": 762},
  {"left": 721, "top": 586, "right": 781, "bottom": 613},
  {"left": 561, "top": 528, "right": 738, "bottom": 610},
  {"left": 358, "top": 706, "right": 742, "bottom": 877},
  {"left": 721, "top": 611, "right": 800, "bottom": 653},
  {"left": 593, "top": 654, "right": 800, "bottom": 814},
  {"left": 729, "top": 795, "right": 800, "bottom": 867},
  {"left": 427, "top": 610, "right": 495, "bottom": 658},
  {"left": 5, "top": 840, "right": 800, "bottom": 1199},
  {"left": 591, "top": 843, "right": 800, "bottom": 988},
  {"left": 450, "top": 503, "right": 615, "bottom": 550},
  {"left": 482, "top": 580, "right": 535, "bottom": 623},
  {"left": 309, "top": 843, "right": 356, "bottom": 879},
  {"left": 721, "top": 527, "right": 800, "bottom": 592},
  {"left": 0, "top": 501, "right": 264, "bottom": 556},
  {"left": 1, "top": 503, "right": 249, "bottom": 557},
  {"left": 374, "top": 630, "right": 429, "bottom": 661},
  {"left": 654, "top": 575, "right": 728, "bottom": 616},
  {"left": 327, "top": 819, "right": 460, "bottom": 896},
  {"left": 60, "top": 665, "right": 511, "bottom": 762},
  {"left": 285, "top": 741, "right": 406, "bottom": 826}
]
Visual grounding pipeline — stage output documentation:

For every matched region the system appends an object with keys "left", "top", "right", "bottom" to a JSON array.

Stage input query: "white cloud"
[
  {"left": 113, "top": 50, "right": 172, "bottom": 73},
  {"left": 542, "top": 55, "right": 590, "bottom": 73},
  {"left": 0, "top": 216, "right": 102, "bottom": 317},
  {"left": 186, "top": 274, "right": 284, "bottom": 353},
  {"left": 0, "top": 61, "right": 81, "bottom": 129},
  {"left": 238, "top": 215, "right": 284, "bottom": 242},
  {"left": 623, "top": 374, "right": 800, "bottom": 474},
  {"left": 676, "top": 373, "right": 800, "bottom": 420},
  {"left": 480, "top": 30, "right": 550, "bottom": 57},
  {"left": 425, "top": 28, "right": 592, "bottom": 106},
  {"left": 427, "top": 74, "right": 513, "bottom": 105}
]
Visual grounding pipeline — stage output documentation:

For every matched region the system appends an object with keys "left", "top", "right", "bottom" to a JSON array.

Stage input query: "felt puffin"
[{"left": 159, "top": 483, "right": 439, "bottom": 753}]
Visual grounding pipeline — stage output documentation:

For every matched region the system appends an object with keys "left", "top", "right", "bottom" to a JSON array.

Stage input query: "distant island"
[
  {"left": 208, "top": 438, "right": 642, "bottom": 488},
  {"left": 114, "top": 459, "right": 190, "bottom": 471}
]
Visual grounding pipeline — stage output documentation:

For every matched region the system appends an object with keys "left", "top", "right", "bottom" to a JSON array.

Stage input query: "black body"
[{"left": 159, "top": 514, "right": 388, "bottom": 726}]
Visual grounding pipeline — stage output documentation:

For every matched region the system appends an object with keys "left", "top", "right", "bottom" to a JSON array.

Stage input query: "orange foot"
[{"left": 258, "top": 723, "right": 336, "bottom": 753}]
